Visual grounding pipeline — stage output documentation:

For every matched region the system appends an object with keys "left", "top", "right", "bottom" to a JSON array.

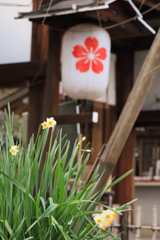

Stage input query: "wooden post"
[
  {"left": 27, "top": 0, "right": 49, "bottom": 141},
  {"left": 93, "top": 28, "right": 160, "bottom": 194},
  {"left": 31, "top": 0, "right": 49, "bottom": 60},
  {"left": 121, "top": 211, "right": 129, "bottom": 240},
  {"left": 42, "top": 28, "right": 61, "bottom": 119},
  {"left": 39, "top": 27, "right": 61, "bottom": 183}
]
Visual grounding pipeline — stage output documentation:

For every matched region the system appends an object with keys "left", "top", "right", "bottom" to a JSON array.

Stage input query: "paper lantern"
[{"left": 61, "top": 24, "right": 111, "bottom": 101}]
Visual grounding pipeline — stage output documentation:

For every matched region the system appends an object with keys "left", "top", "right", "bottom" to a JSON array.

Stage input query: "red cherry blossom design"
[{"left": 72, "top": 37, "right": 107, "bottom": 74}]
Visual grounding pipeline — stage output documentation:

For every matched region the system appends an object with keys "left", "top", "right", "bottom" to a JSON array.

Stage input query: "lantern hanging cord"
[
  {"left": 96, "top": 0, "right": 102, "bottom": 28},
  {"left": 134, "top": 0, "right": 146, "bottom": 20}
]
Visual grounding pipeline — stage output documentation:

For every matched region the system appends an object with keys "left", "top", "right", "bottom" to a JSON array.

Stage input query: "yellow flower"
[
  {"left": 10, "top": 145, "right": 19, "bottom": 156},
  {"left": 46, "top": 117, "right": 57, "bottom": 128},
  {"left": 41, "top": 117, "right": 57, "bottom": 130},
  {"left": 42, "top": 121, "right": 48, "bottom": 129},
  {"left": 102, "top": 224, "right": 107, "bottom": 230},
  {"left": 82, "top": 136, "right": 86, "bottom": 141},
  {"left": 93, "top": 209, "right": 117, "bottom": 230}
]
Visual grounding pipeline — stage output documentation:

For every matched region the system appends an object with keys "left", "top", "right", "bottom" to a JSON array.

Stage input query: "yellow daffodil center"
[
  {"left": 109, "top": 220, "right": 113, "bottom": 225},
  {"left": 103, "top": 225, "right": 107, "bottom": 229},
  {"left": 43, "top": 123, "right": 47, "bottom": 128},
  {"left": 97, "top": 219, "right": 101, "bottom": 223},
  {"left": 105, "top": 214, "right": 110, "bottom": 219},
  {"left": 112, "top": 213, "right": 116, "bottom": 218},
  {"left": 10, "top": 149, "right": 15, "bottom": 153},
  {"left": 48, "top": 121, "right": 52, "bottom": 125}
]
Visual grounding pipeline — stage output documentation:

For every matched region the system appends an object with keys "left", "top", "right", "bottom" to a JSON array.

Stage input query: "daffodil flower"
[
  {"left": 42, "top": 121, "right": 48, "bottom": 129},
  {"left": 10, "top": 145, "right": 19, "bottom": 156},
  {"left": 46, "top": 117, "right": 57, "bottom": 128},
  {"left": 41, "top": 117, "right": 57, "bottom": 130},
  {"left": 93, "top": 209, "right": 117, "bottom": 230}
]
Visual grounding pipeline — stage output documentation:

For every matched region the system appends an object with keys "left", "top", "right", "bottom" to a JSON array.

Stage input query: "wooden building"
[{"left": 0, "top": 0, "right": 160, "bottom": 209}]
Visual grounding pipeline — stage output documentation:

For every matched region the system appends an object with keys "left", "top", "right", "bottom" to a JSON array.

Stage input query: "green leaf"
[
  {"left": 25, "top": 202, "right": 58, "bottom": 233},
  {"left": 0, "top": 220, "right": 16, "bottom": 240},
  {"left": 107, "top": 169, "right": 134, "bottom": 189},
  {"left": 0, "top": 171, "right": 35, "bottom": 202}
]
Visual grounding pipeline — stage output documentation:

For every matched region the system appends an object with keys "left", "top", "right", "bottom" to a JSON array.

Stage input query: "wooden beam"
[
  {"left": 0, "top": 89, "right": 28, "bottom": 109},
  {"left": 136, "top": 110, "right": 160, "bottom": 127},
  {"left": 54, "top": 113, "right": 93, "bottom": 125},
  {"left": 93, "top": 28, "right": 160, "bottom": 194},
  {"left": 0, "top": 61, "right": 46, "bottom": 88}
]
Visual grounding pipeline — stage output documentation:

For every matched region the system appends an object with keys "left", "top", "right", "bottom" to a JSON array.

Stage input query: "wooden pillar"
[
  {"left": 40, "top": 27, "right": 61, "bottom": 181},
  {"left": 113, "top": 46, "right": 134, "bottom": 204},
  {"left": 31, "top": 0, "right": 49, "bottom": 60},
  {"left": 27, "top": 0, "right": 49, "bottom": 141},
  {"left": 42, "top": 28, "right": 61, "bottom": 119}
]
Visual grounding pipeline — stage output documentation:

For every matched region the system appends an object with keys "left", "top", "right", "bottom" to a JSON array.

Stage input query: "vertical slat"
[
  {"left": 121, "top": 211, "right": 128, "bottom": 240},
  {"left": 128, "top": 206, "right": 132, "bottom": 240},
  {"left": 135, "top": 206, "right": 141, "bottom": 240},
  {"left": 152, "top": 205, "right": 157, "bottom": 240}
]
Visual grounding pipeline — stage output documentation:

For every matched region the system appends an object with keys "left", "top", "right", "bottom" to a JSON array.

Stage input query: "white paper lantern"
[{"left": 61, "top": 23, "right": 111, "bottom": 101}]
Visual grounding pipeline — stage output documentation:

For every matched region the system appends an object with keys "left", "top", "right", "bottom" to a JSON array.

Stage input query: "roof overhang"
[{"left": 16, "top": 0, "right": 160, "bottom": 39}]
